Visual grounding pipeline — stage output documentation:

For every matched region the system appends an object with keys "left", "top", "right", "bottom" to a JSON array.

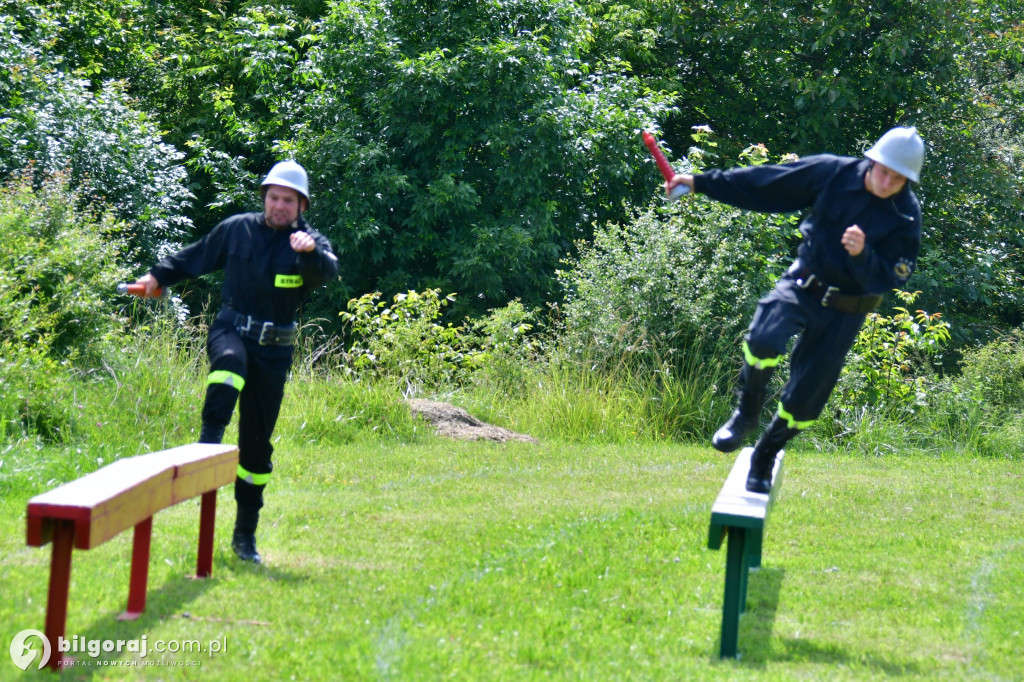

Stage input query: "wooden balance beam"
[{"left": 25, "top": 443, "right": 238, "bottom": 670}]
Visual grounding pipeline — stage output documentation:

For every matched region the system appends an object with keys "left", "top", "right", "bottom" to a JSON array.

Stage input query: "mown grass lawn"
[{"left": 2, "top": 437, "right": 1022, "bottom": 680}]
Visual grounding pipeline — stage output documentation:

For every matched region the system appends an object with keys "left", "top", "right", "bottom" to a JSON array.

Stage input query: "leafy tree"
[
  {"left": 0, "top": 11, "right": 194, "bottom": 264},
  {"left": 587, "top": 1, "right": 1024, "bottom": 341},
  {"left": 8, "top": 0, "right": 1023, "bottom": 345},
  {"left": 295, "top": 0, "right": 677, "bottom": 316}
]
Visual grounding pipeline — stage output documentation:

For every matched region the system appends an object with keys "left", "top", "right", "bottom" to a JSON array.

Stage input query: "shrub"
[
  {"left": 0, "top": 173, "right": 133, "bottom": 442},
  {"left": 955, "top": 329, "right": 1024, "bottom": 418},
  {"left": 464, "top": 300, "right": 545, "bottom": 395},
  {"left": 0, "top": 173, "right": 133, "bottom": 361},
  {"left": 339, "top": 289, "right": 546, "bottom": 395},
  {"left": 340, "top": 289, "right": 475, "bottom": 391},
  {"left": 0, "top": 344, "right": 74, "bottom": 443},
  {"left": 830, "top": 290, "right": 952, "bottom": 420},
  {"left": 554, "top": 140, "right": 799, "bottom": 376},
  {"left": 0, "top": 13, "right": 193, "bottom": 265}
]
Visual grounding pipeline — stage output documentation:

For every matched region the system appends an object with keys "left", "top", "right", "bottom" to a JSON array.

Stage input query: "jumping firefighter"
[
  {"left": 134, "top": 161, "right": 339, "bottom": 563},
  {"left": 666, "top": 127, "right": 925, "bottom": 493}
]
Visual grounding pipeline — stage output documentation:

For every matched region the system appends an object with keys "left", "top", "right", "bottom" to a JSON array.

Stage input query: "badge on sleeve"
[{"left": 894, "top": 258, "right": 914, "bottom": 282}]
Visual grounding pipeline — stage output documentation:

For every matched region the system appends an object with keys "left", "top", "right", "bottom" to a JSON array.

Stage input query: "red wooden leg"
[
  {"left": 196, "top": 490, "right": 217, "bottom": 578},
  {"left": 119, "top": 516, "right": 152, "bottom": 620},
  {"left": 44, "top": 520, "right": 75, "bottom": 670}
]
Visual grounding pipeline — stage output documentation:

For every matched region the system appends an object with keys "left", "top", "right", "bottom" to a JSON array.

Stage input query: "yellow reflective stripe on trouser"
[
  {"left": 237, "top": 465, "right": 272, "bottom": 486},
  {"left": 275, "top": 274, "right": 303, "bottom": 288},
  {"left": 778, "top": 405, "right": 815, "bottom": 430},
  {"left": 207, "top": 370, "right": 245, "bottom": 392},
  {"left": 742, "top": 340, "right": 783, "bottom": 370}
]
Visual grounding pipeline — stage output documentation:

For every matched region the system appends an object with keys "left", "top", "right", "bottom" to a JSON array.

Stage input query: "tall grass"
[{"left": 456, "top": 342, "right": 733, "bottom": 445}]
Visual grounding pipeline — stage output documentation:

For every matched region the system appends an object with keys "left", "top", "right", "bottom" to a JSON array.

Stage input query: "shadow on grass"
[
  {"left": 716, "top": 565, "right": 785, "bottom": 665},
  {"left": 46, "top": 549, "right": 312, "bottom": 679},
  {"left": 772, "top": 637, "right": 925, "bottom": 675},
  {"left": 51, "top": 571, "right": 216, "bottom": 680},
  {"left": 725, "top": 566, "right": 924, "bottom": 676}
]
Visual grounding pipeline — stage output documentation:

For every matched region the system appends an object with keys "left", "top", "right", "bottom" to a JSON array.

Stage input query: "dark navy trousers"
[
  {"left": 202, "top": 318, "right": 293, "bottom": 509},
  {"left": 745, "top": 274, "right": 867, "bottom": 424}
]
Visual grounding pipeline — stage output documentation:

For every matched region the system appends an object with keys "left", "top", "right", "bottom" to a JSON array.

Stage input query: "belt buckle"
[
  {"left": 238, "top": 315, "right": 255, "bottom": 335},
  {"left": 821, "top": 286, "right": 840, "bottom": 308},
  {"left": 258, "top": 320, "right": 274, "bottom": 345}
]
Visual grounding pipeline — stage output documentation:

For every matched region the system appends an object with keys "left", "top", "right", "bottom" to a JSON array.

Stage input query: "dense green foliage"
[
  {"left": 295, "top": 0, "right": 676, "bottom": 315},
  {"left": 0, "top": 0, "right": 1022, "bottom": 453},
  {"left": 0, "top": 11, "right": 194, "bottom": 265},
  {"left": 3, "top": 0, "right": 1022, "bottom": 331},
  {"left": 0, "top": 174, "right": 132, "bottom": 441}
]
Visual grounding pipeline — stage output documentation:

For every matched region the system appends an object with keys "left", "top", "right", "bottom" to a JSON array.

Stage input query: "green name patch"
[{"left": 275, "top": 274, "right": 304, "bottom": 288}]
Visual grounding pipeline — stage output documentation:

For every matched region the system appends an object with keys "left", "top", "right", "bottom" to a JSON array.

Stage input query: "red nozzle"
[
  {"left": 116, "top": 283, "right": 166, "bottom": 298},
  {"left": 642, "top": 131, "right": 676, "bottom": 182}
]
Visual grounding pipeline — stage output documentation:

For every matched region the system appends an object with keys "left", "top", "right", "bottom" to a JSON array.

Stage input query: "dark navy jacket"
[
  {"left": 150, "top": 212, "right": 339, "bottom": 325},
  {"left": 693, "top": 154, "right": 921, "bottom": 295}
]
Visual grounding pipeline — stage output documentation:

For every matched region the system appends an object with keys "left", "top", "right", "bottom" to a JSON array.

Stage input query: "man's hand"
[
  {"left": 134, "top": 273, "right": 162, "bottom": 297},
  {"left": 842, "top": 225, "right": 866, "bottom": 257},
  {"left": 290, "top": 231, "right": 315, "bottom": 253},
  {"left": 666, "top": 174, "right": 694, "bottom": 198}
]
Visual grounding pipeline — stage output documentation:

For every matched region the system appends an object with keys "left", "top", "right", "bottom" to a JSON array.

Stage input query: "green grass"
[{"left": 2, "top": 434, "right": 1022, "bottom": 681}]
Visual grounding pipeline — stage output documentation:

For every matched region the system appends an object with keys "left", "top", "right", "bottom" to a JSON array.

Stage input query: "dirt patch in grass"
[{"left": 407, "top": 399, "right": 538, "bottom": 444}]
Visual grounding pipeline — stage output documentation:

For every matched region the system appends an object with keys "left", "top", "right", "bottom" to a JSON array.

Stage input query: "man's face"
[
  {"left": 864, "top": 162, "right": 908, "bottom": 200},
  {"left": 263, "top": 185, "right": 304, "bottom": 229}
]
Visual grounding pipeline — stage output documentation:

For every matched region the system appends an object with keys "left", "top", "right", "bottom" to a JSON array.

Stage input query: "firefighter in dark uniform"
[
  {"left": 135, "top": 160, "right": 339, "bottom": 563},
  {"left": 666, "top": 127, "right": 925, "bottom": 493}
]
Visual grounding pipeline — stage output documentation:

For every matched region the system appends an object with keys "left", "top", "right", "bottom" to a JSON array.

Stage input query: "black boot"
[
  {"left": 712, "top": 363, "right": 774, "bottom": 452},
  {"left": 745, "top": 416, "right": 799, "bottom": 494},
  {"left": 232, "top": 504, "right": 261, "bottom": 564}
]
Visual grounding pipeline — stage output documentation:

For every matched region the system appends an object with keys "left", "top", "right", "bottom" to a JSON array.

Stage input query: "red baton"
[{"left": 642, "top": 131, "right": 689, "bottom": 200}]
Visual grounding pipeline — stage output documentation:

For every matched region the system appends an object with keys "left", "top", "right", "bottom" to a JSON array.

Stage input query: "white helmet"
[
  {"left": 261, "top": 160, "right": 310, "bottom": 206},
  {"left": 865, "top": 127, "right": 924, "bottom": 183}
]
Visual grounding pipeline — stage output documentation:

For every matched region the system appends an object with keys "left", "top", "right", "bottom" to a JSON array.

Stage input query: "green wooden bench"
[
  {"left": 25, "top": 443, "right": 238, "bottom": 670},
  {"left": 707, "top": 446, "right": 785, "bottom": 659}
]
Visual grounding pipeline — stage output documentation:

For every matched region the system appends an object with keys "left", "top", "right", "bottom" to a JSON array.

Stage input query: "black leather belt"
[
  {"left": 218, "top": 308, "right": 297, "bottom": 346},
  {"left": 791, "top": 267, "right": 883, "bottom": 314}
]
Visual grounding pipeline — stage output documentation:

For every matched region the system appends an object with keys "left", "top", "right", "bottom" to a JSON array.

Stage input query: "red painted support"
[
  {"left": 196, "top": 490, "right": 217, "bottom": 578},
  {"left": 119, "top": 516, "right": 153, "bottom": 620},
  {"left": 44, "top": 520, "right": 75, "bottom": 671}
]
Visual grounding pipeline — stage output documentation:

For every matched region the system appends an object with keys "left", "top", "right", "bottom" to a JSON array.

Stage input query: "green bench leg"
[
  {"left": 719, "top": 526, "right": 749, "bottom": 658},
  {"left": 748, "top": 527, "right": 763, "bottom": 569}
]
